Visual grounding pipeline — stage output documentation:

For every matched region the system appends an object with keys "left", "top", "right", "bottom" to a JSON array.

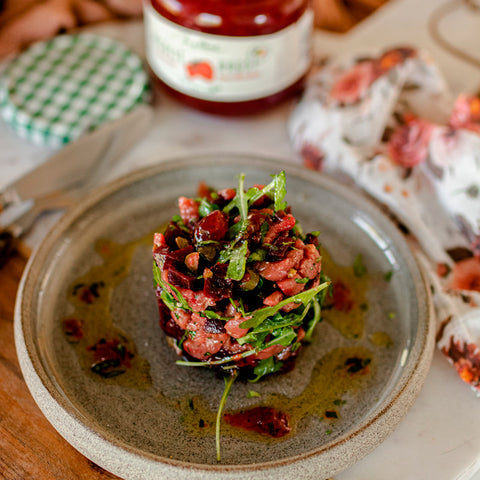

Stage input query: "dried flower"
[
  {"left": 388, "top": 119, "right": 433, "bottom": 167},
  {"left": 330, "top": 61, "right": 375, "bottom": 105}
]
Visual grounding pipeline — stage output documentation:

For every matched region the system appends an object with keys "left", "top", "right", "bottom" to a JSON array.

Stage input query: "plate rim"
[{"left": 14, "top": 153, "right": 435, "bottom": 479}]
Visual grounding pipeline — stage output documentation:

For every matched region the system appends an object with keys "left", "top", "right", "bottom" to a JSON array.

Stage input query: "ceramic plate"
[{"left": 15, "top": 154, "right": 435, "bottom": 480}]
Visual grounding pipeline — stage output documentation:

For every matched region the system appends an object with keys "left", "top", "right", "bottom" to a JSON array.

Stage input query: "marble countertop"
[{"left": 2, "top": 0, "right": 480, "bottom": 478}]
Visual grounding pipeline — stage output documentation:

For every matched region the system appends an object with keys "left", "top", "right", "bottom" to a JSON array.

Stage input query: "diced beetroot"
[
  {"left": 167, "top": 267, "right": 197, "bottom": 290},
  {"left": 204, "top": 317, "right": 227, "bottom": 334},
  {"left": 163, "top": 222, "right": 190, "bottom": 249},
  {"left": 266, "top": 231, "right": 293, "bottom": 261},
  {"left": 178, "top": 197, "right": 199, "bottom": 224},
  {"left": 194, "top": 210, "right": 229, "bottom": 242},
  {"left": 204, "top": 263, "right": 233, "bottom": 300},
  {"left": 165, "top": 245, "right": 194, "bottom": 263},
  {"left": 305, "top": 233, "right": 319, "bottom": 246},
  {"left": 225, "top": 316, "right": 250, "bottom": 339},
  {"left": 246, "top": 211, "right": 269, "bottom": 245},
  {"left": 263, "top": 291, "right": 283, "bottom": 306},
  {"left": 157, "top": 298, "right": 184, "bottom": 339}
]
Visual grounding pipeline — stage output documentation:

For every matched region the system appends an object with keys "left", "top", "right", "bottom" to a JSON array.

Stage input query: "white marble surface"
[{"left": 1, "top": 0, "right": 480, "bottom": 478}]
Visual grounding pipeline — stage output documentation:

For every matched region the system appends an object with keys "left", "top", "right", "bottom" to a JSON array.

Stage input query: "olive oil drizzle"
[{"left": 62, "top": 235, "right": 392, "bottom": 442}]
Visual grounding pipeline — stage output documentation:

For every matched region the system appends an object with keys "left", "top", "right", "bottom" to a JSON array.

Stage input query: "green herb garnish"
[
  {"left": 239, "top": 281, "right": 329, "bottom": 330},
  {"left": 198, "top": 197, "right": 220, "bottom": 217},
  {"left": 226, "top": 240, "right": 248, "bottom": 281},
  {"left": 353, "top": 254, "right": 367, "bottom": 277},
  {"left": 216, "top": 371, "right": 238, "bottom": 462}
]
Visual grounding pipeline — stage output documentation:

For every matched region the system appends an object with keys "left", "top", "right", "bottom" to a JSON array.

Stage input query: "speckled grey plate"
[{"left": 15, "top": 154, "right": 435, "bottom": 480}]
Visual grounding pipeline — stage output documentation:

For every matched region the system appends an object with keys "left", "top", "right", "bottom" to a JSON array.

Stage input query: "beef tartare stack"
[{"left": 153, "top": 172, "right": 329, "bottom": 381}]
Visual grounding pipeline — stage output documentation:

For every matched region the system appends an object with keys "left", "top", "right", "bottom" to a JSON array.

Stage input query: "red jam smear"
[
  {"left": 148, "top": 0, "right": 310, "bottom": 115},
  {"left": 224, "top": 406, "right": 291, "bottom": 437}
]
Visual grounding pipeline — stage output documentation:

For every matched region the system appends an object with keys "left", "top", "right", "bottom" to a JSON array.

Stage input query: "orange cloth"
[{"left": 0, "top": 0, "right": 142, "bottom": 59}]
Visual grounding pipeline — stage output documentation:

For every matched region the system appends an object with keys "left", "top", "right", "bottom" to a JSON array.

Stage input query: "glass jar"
[{"left": 144, "top": 0, "right": 313, "bottom": 115}]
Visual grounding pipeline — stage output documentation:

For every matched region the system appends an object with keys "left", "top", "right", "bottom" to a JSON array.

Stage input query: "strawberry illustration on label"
[{"left": 186, "top": 61, "right": 214, "bottom": 81}]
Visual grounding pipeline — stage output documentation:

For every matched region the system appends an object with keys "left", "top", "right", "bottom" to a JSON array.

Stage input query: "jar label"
[{"left": 144, "top": 5, "right": 313, "bottom": 102}]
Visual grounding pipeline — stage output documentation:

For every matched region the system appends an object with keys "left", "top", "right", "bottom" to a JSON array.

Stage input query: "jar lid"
[{"left": 0, "top": 33, "right": 150, "bottom": 147}]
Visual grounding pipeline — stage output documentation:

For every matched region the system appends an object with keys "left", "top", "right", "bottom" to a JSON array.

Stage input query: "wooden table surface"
[{"left": 0, "top": 248, "right": 120, "bottom": 480}]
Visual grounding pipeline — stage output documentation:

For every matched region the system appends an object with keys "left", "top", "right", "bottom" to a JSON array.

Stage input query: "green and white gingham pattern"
[{"left": 0, "top": 33, "right": 150, "bottom": 147}]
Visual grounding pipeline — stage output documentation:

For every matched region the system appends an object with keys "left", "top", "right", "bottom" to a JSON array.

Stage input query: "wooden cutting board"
[{"left": 0, "top": 249, "right": 120, "bottom": 480}]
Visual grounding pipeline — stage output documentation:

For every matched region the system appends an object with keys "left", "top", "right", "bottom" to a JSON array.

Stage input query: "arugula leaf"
[
  {"left": 216, "top": 371, "right": 238, "bottom": 462},
  {"left": 247, "top": 248, "right": 266, "bottom": 262},
  {"left": 198, "top": 198, "right": 219, "bottom": 217},
  {"left": 304, "top": 298, "right": 322, "bottom": 342},
  {"left": 268, "top": 327, "right": 296, "bottom": 347},
  {"left": 273, "top": 171, "right": 287, "bottom": 211},
  {"left": 249, "top": 357, "right": 283, "bottom": 383},
  {"left": 226, "top": 240, "right": 248, "bottom": 281},
  {"left": 153, "top": 261, "right": 190, "bottom": 310},
  {"left": 237, "top": 331, "right": 269, "bottom": 348},
  {"left": 244, "top": 171, "right": 287, "bottom": 212},
  {"left": 237, "top": 308, "right": 308, "bottom": 345},
  {"left": 237, "top": 174, "right": 248, "bottom": 224},
  {"left": 201, "top": 310, "right": 231, "bottom": 321},
  {"left": 295, "top": 277, "right": 309, "bottom": 284},
  {"left": 239, "top": 281, "right": 329, "bottom": 330},
  {"left": 153, "top": 260, "right": 162, "bottom": 286},
  {"left": 223, "top": 174, "right": 248, "bottom": 231}
]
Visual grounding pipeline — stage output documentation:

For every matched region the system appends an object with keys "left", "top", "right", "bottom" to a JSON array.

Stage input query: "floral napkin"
[{"left": 289, "top": 46, "right": 480, "bottom": 395}]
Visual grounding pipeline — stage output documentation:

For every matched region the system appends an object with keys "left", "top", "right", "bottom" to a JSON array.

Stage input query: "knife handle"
[{"left": 0, "top": 188, "right": 21, "bottom": 212}]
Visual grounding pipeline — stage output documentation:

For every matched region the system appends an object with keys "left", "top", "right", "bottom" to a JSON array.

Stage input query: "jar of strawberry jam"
[{"left": 144, "top": 0, "right": 313, "bottom": 115}]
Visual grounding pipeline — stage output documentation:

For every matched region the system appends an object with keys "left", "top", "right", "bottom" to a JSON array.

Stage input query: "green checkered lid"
[{"left": 0, "top": 33, "right": 150, "bottom": 147}]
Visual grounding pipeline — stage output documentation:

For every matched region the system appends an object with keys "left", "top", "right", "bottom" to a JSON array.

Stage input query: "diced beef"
[
  {"left": 178, "top": 197, "right": 199, "bottom": 224},
  {"left": 225, "top": 316, "right": 250, "bottom": 339},
  {"left": 263, "top": 291, "right": 283, "bottom": 306},
  {"left": 298, "top": 244, "right": 322, "bottom": 279},
  {"left": 263, "top": 214, "right": 296, "bottom": 244},
  {"left": 277, "top": 276, "right": 305, "bottom": 296}
]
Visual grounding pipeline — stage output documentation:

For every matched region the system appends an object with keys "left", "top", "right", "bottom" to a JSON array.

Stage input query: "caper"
[{"left": 240, "top": 269, "right": 259, "bottom": 290}]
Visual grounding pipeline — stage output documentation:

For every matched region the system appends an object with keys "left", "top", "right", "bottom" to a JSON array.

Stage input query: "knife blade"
[{"left": 0, "top": 104, "right": 154, "bottom": 211}]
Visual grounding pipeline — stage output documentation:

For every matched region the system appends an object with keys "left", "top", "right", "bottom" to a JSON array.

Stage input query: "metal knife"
[{"left": 0, "top": 104, "right": 154, "bottom": 211}]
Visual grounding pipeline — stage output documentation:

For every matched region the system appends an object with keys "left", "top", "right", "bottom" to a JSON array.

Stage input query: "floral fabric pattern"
[{"left": 289, "top": 46, "right": 480, "bottom": 395}]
